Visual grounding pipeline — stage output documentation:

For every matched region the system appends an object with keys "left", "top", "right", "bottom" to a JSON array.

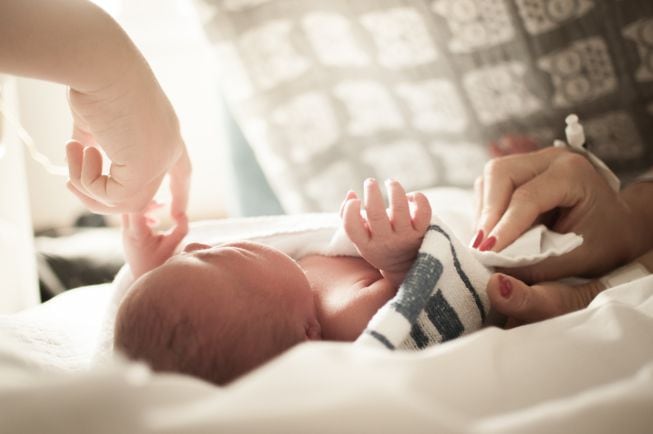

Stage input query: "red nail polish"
[
  {"left": 498, "top": 275, "right": 512, "bottom": 298},
  {"left": 478, "top": 235, "right": 496, "bottom": 252},
  {"left": 471, "top": 230, "right": 484, "bottom": 249}
]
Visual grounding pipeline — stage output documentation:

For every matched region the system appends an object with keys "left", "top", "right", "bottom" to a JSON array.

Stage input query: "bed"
[{"left": 1, "top": 187, "right": 652, "bottom": 434}]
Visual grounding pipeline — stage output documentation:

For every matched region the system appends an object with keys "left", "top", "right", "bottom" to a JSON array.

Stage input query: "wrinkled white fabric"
[
  {"left": 473, "top": 224, "right": 583, "bottom": 268},
  {"left": 1, "top": 277, "right": 652, "bottom": 434},
  {"left": 7, "top": 187, "right": 645, "bottom": 434}
]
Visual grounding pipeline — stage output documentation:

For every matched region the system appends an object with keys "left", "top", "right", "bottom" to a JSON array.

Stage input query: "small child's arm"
[
  {"left": 121, "top": 203, "right": 188, "bottom": 279},
  {"left": 342, "top": 178, "right": 432, "bottom": 288}
]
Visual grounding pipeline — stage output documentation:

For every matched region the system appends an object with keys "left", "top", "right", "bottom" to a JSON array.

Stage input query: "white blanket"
[{"left": 1, "top": 277, "right": 652, "bottom": 433}]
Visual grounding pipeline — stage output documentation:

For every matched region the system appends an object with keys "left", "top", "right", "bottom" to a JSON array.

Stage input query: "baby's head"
[{"left": 114, "top": 241, "right": 321, "bottom": 385}]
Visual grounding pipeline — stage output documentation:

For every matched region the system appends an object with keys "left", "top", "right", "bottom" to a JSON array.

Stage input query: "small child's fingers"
[
  {"left": 339, "top": 190, "right": 358, "bottom": 218},
  {"left": 409, "top": 192, "right": 432, "bottom": 233},
  {"left": 343, "top": 198, "right": 370, "bottom": 245},
  {"left": 363, "top": 178, "right": 391, "bottom": 236},
  {"left": 145, "top": 215, "right": 160, "bottom": 227},
  {"left": 127, "top": 212, "right": 152, "bottom": 238},
  {"left": 386, "top": 179, "right": 411, "bottom": 232},
  {"left": 163, "top": 213, "right": 189, "bottom": 250},
  {"left": 121, "top": 214, "right": 130, "bottom": 230},
  {"left": 145, "top": 200, "right": 165, "bottom": 213}
]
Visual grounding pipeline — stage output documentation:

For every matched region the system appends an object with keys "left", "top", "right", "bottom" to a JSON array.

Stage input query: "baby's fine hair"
[{"left": 114, "top": 274, "right": 305, "bottom": 385}]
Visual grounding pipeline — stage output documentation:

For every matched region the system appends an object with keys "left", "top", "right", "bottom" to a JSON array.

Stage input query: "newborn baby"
[{"left": 114, "top": 179, "right": 432, "bottom": 385}]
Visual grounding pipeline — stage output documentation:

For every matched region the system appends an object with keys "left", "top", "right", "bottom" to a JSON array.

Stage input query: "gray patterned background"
[{"left": 195, "top": 0, "right": 653, "bottom": 213}]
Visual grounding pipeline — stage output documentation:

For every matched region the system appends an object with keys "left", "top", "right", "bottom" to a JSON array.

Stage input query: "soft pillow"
[{"left": 195, "top": 0, "right": 653, "bottom": 212}]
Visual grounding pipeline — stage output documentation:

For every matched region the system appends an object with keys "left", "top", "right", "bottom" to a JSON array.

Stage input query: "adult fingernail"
[
  {"left": 471, "top": 230, "right": 484, "bottom": 249},
  {"left": 498, "top": 275, "right": 512, "bottom": 298},
  {"left": 478, "top": 235, "right": 496, "bottom": 252}
]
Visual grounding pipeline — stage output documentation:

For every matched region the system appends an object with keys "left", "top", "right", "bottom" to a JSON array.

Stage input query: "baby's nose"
[{"left": 182, "top": 242, "right": 212, "bottom": 253}]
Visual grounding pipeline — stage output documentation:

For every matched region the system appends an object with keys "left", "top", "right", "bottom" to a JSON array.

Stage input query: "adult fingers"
[
  {"left": 66, "top": 181, "right": 116, "bottom": 214},
  {"left": 169, "top": 148, "right": 192, "bottom": 219},
  {"left": 484, "top": 154, "right": 587, "bottom": 252},
  {"left": 486, "top": 274, "right": 561, "bottom": 323},
  {"left": 386, "top": 179, "right": 411, "bottom": 231},
  {"left": 473, "top": 175, "right": 483, "bottom": 226},
  {"left": 101, "top": 160, "right": 161, "bottom": 213},
  {"left": 80, "top": 147, "right": 151, "bottom": 211},
  {"left": 472, "top": 176, "right": 484, "bottom": 247},
  {"left": 66, "top": 140, "right": 84, "bottom": 186},
  {"left": 67, "top": 141, "right": 126, "bottom": 212},
  {"left": 498, "top": 239, "right": 600, "bottom": 283},
  {"left": 363, "top": 178, "right": 391, "bottom": 236},
  {"left": 80, "top": 146, "right": 111, "bottom": 203},
  {"left": 477, "top": 148, "right": 563, "bottom": 244}
]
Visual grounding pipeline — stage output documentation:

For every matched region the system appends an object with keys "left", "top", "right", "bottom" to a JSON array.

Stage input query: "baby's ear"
[{"left": 305, "top": 320, "right": 322, "bottom": 341}]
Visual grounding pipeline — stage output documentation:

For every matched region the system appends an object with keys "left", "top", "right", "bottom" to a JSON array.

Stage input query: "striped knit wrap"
[{"left": 355, "top": 218, "right": 491, "bottom": 350}]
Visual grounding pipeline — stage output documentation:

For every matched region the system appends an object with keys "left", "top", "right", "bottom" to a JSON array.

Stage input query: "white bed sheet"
[{"left": 1, "top": 187, "right": 652, "bottom": 433}]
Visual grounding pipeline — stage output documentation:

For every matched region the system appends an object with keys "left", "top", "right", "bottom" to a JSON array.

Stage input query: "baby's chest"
[{"left": 298, "top": 255, "right": 381, "bottom": 291}]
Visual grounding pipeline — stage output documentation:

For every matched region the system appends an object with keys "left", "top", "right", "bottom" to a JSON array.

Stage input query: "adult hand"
[
  {"left": 485, "top": 273, "right": 605, "bottom": 327},
  {"left": 473, "top": 147, "right": 645, "bottom": 282},
  {"left": 0, "top": 0, "right": 191, "bottom": 216},
  {"left": 65, "top": 64, "right": 191, "bottom": 217}
]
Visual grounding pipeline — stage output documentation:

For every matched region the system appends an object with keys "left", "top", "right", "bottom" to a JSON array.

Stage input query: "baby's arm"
[
  {"left": 342, "top": 179, "right": 432, "bottom": 288},
  {"left": 121, "top": 203, "right": 188, "bottom": 279}
]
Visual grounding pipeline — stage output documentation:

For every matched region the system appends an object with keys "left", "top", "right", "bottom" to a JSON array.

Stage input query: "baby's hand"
[
  {"left": 121, "top": 202, "right": 188, "bottom": 279},
  {"left": 342, "top": 179, "right": 432, "bottom": 288}
]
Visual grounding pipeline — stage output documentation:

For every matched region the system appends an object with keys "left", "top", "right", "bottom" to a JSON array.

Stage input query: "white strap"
[{"left": 553, "top": 114, "right": 621, "bottom": 192}]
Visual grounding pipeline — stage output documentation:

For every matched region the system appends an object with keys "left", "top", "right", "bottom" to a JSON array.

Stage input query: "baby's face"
[{"left": 172, "top": 240, "right": 321, "bottom": 340}]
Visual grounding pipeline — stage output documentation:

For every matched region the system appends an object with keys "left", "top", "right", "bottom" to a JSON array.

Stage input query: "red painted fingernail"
[
  {"left": 471, "top": 230, "right": 484, "bottom": 249},
  {"left": 478, "top": 235, "right": 496, "bottom": 252},
  {"left": 498, "top": 275, "right": 512, "bottom": 298}
]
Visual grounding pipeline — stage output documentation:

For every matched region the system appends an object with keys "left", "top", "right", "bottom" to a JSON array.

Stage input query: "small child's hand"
[
  {"left": 341, "top": 178, "right": 432, "bottom": 288},
  {"left": 121, "top": 202, "right": 188, "bottom": 279}
]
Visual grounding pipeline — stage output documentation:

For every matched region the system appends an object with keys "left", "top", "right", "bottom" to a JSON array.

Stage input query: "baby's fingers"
[
  {"left": 343, "top": 198, "right": 369, "bottom": 246},
  {"left": 339, "top": 190, "right": 358, "bottom": 218},
  {"left": 409, "top": 192, "right": 432, "bottom": 233},
  {"left": 162, "top": 213, "right": 189, "bottom": 251},
  {"left": 126, "top": 212, "right": 153, "bottom": 239},
  {"left": 364, "top": 178, "right": 391, "bottom": 236},
  {"left": 386, "top": 179, "right": 411, "bottom": 232}
]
